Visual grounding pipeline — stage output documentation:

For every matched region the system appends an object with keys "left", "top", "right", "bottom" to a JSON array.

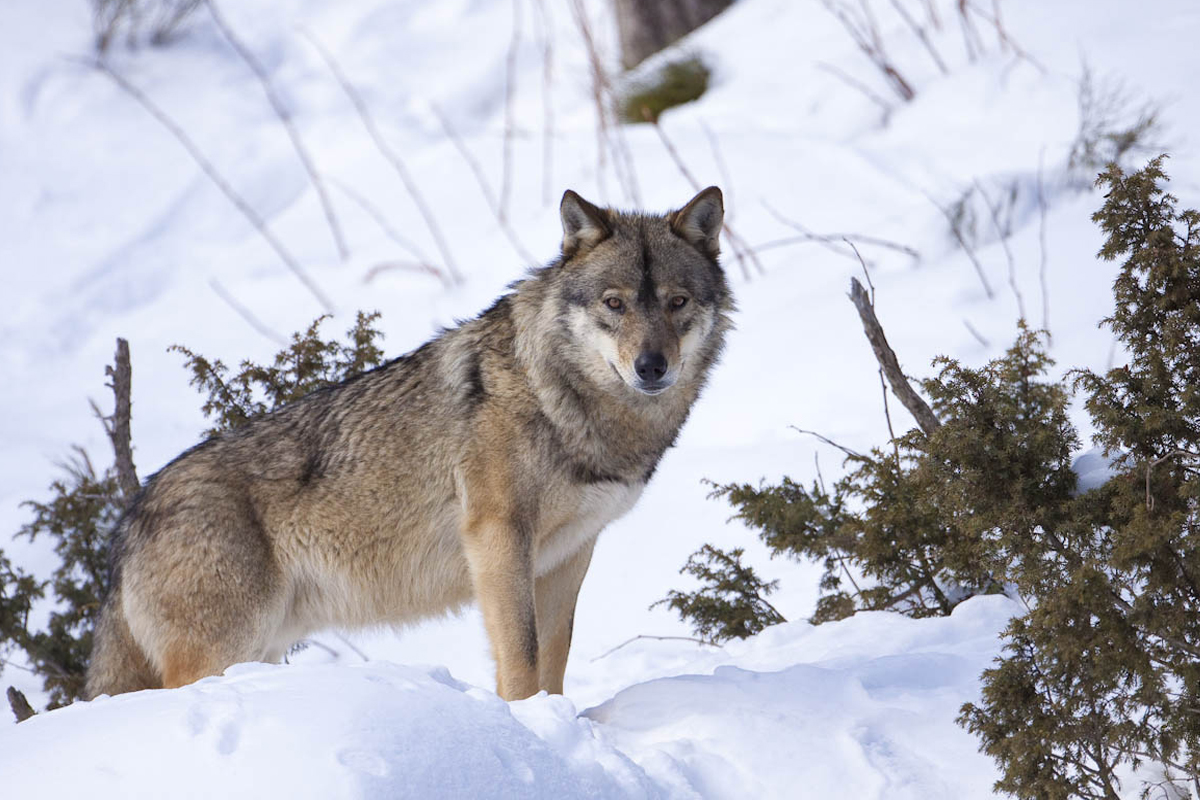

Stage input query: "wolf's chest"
[{"left": 535, "top": 480, "right": 645, "bottom": 575}]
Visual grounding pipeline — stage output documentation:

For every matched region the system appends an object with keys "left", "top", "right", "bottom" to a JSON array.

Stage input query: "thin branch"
[
  {"left": 848, "top": 276, "right": 941, "bottom": 435},
  {"left": 820, "top": 0, "right": 915, "bottom": 102},
  {"left": 205, "top": 0, "right": 348, "bottom": 261},
  {"left": 362, "top": 260, "right": 450, "bottom": 285},
  {"left": 91, "top": 338, "right": 140, "bottom": 504},
  {"left": 590, "top": 634, "right": 721, "bottom": 662},
  {"left": 327, "top": 177, "right": 444, "bottom": 278},
  {"left": 209, "top": 279, "right": 286, "bottom": 345},
  {"left": 1145, "top": 450, "right": 1200, "bottom": 512},
  {"left": 763, "top": 202, "right": 920, "bottom": 261},
  {"left": 963, "top": 318, "right": 990, "bottom": 346},
  {"left": 299, "top": 28, "right": 464, "bottom": 285},
  {"left": 1036, "top": 150, "right": 1051, "bottom": 337},
  {"left": 923, "top": 188, "right": 994, "bottom": 298},
  {"left": 650, "top": 117, "right": 763, "bottom": 279},
  {"left": 701, "top": 121, "right": 735, "bottom": 220},
  {"left": 498, "top": 0, "right": 522, "bottom": 223},
  {"left": 816, "top": 61, "right": 893, "bottom": 118},
  {"left": 888, "top": 0, "right": 948, "bottom": 75},
  {"left": 430, "top": 103, "right": 538, "bottom": 266},
  {"left": 334, "top": 633, "right": 370, "bottom": 662},
  {"left": 530, "top": 0, "right": 555, "bottom": 206},
  {"left": 790, "top": 425, "right": 865, "bottom": 460},
  {"left": 87, "top": 58, "right": 333, "bottom": 311},
  {"left": 973, "top": 178, "right": 1026, "bottom": 319}
]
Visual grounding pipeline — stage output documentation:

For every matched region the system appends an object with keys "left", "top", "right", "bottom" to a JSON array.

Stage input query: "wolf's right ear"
[
  {"left": 669, "top": 186, "right": 723, "bottom": 259},
  {"left": 560, "top": 190, "right": 611, "bottom": 258}
]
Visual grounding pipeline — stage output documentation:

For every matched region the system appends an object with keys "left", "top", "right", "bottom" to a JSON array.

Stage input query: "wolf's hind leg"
[{"left": 534, "top": 538, "right": 596, "bottom": 695}]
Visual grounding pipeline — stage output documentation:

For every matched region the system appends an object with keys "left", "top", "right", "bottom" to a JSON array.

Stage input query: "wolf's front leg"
[
  {"left": 462, "top": 519, "right": 539, "bottom": 700},
  {"left": 535, "top": 538, "right": 596, "bottom": 694}
]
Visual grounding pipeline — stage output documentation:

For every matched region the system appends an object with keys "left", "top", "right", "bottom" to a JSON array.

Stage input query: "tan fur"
[{"left": 86, "top": 187, "right": 733, "bottom": 701}]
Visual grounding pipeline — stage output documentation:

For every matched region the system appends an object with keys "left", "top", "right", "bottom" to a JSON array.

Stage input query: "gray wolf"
[{"left": 86, "top": 186, "right": 733, "bottom": 701}]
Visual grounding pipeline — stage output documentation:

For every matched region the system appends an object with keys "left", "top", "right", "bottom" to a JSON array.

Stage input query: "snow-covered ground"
[{"left": 1, "top": 0, "right": 1197, "bottom": 795}]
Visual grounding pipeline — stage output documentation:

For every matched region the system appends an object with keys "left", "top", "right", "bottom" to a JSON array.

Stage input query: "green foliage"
[
  {"left": 0, "top": 450, "right": 121, "bottom": 708},
  {"left": 651, "top": 545, "right": 785, "bottom": 643},
  {"left": 962, "top": 157, "right": 1200, "bottom": 799},
  {"left": 704, "top": 325, "right": 1074, "bottom": 626},
  {"left": 171, "top": 311, "right": 385, "bottom": 437},
  {"left": 1, "top": 311, "right": 386, "bottom": 713},
  {"left": 664, "top": 156, "right": 1200, "bottom": 796},
  {"left": 619, "top": 56, "right": 711, "bottom": 124}
]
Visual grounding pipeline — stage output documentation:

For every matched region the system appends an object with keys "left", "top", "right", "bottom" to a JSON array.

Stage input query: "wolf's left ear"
[
  {"left": 669, "top": 186, "right": 723, "bottom": 259},
  {"left": 561, "top": 190, "right": 611, "bottom": 258}
]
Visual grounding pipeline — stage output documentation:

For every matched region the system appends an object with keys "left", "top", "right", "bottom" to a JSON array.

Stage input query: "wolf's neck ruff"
[{"left": 86, "top": 186, "right": 733, "bottom": 702}]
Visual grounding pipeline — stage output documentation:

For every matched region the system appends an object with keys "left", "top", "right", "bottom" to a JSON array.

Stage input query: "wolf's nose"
[{"left": 635, "top": 352, "right": 668, "bottom": 381}]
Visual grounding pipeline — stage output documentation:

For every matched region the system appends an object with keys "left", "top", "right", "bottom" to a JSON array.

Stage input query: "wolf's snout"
[{"left": 635, "top": 351, "right": 668, "bottom": 382}]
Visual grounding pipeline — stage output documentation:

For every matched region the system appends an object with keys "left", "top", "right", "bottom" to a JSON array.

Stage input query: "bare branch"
[
  {"left": 530, "top": 0, "right": 556, "bottom": 205},
  {"left": 102, "top": 338, "right": 140, "bottom": 503},
  {"left": 888, "top": 0, "right": 948, "bottom": 75},
  {"left": 649, "top": 117, "right": 763, "bottom": 279},
  {"left": 923, "top": 188, "right": 994, "bottom": 298},
  {"left": 498, "top": 0, "right": 522, "bottom": 223},
  {"left": 299, "top": 28, "right": 464, "bottom": 285},
  {"left": 209, "top": 279, "right": 286, "bottom": 346},
  {"left": 205, "top": 0, "right": 348, "bottom": 261},
  {"left": 973, "top": 178, "right": 1026, "bottom": 319},
  {"left": 816, "top": 61, "right": 893, "bottom": 119},
  {"left": 762, "top": 202, "right": 920, "bottom": 261},
  {"left": 1036, "top": 150, "right": 1051, "bottom": 337},
  {"left": 590, "top": 634, "right": 721, "bottom": 662},
  {"left": 820, "top": 0, "right": 915, "bottom": 102},
  {"left": 86, "top": 58, "right": 333, "bottom": 311},
  {"left": 6, "top": 686, "right": 35, "bottom": 723},
  {"left": 430, "top": 103, "right": 539, "bottom": 266},
  {"left": 789, "top": 425, "right": 865, "bottom": 460},
  {"left": 963, "top": 318, "right": 990, "bottom": 347},
  {"left": 848, "top": 277, "right": 941, "bottom": 435}
]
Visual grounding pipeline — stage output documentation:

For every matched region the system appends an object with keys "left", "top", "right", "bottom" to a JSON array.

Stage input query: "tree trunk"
[{"left": 614, "top": 0, "right": 733, "bottom": 70}]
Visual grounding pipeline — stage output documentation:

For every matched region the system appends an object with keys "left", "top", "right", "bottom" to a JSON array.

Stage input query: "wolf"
[{"left": 85, "top": 186, "right": 733, "bottom": 701}]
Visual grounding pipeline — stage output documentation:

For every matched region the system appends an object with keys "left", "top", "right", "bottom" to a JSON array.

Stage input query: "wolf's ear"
[
  {"left": 560, "top": 190, "right": 611, "bottom": 258},
  {"left": 669, "top": 186, "right": 723, "bottom": 259}
]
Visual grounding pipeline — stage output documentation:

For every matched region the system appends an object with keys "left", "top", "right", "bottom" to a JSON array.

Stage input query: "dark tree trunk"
[{"left": 614, "top": 0, "right": 733, "bottom": 70}]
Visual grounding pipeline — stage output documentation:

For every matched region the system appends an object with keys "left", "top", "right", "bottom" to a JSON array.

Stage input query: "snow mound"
[{"left": 1, "top": 596, "right": 1016, "bottom": 799}]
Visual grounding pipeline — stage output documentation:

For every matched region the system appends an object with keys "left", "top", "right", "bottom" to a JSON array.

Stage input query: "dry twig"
[
  {"left": 88, "top": 58, "right": 333, "bottom": 311},
  {"left": 591, "top": 634, "right": 721, "bottom": 662},
  {"left": 973, "top": 178, "right": 1025, "bottom": 319},
  {"left": 209, "top": 279, "right": 286, "bottom": 345},
  {"left": 300, "top": 28, "right": 464, "bottom": 285},
  {"left": 205, "top": 0, "right": 348, "bottom": 261},
  {"left": 90, "top": 338, "right": 140, "bottom": 503},
  {"left": 430, "top": 104, "right": 538, "bottom": 266},
  {"left": 848, "top": 277, "right": 941, "bottom": 435},
  {"left": 499, "top": 0, "right": 522, "bottom": 222},
  {"left": 649, "top": 118, "right": 762, "bottom": 279}
]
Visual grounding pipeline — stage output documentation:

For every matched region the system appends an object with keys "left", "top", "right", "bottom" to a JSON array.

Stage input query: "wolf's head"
[{"left": 547, "top": 187, "right": 732, "bottom": 399}]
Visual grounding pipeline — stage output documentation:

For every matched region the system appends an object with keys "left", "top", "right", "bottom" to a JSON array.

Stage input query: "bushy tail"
[{"left": 85, "top": 586, "right": 159, "bottom": 699}]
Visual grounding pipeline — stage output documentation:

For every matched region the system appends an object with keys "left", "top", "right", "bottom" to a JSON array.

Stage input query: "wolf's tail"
[{"left": 85, "top": 585, "right": 159, "bottom": 699}]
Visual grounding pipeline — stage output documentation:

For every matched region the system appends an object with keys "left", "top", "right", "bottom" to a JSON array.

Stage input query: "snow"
[
  {"left": 2, "top": 596, "right": 1018, "bottom": 799},
  {"left": 2, "top": 0, "right": 1198, "bottom": 796}
]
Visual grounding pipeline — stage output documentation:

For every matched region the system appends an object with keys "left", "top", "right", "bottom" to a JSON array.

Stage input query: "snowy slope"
[
  {"left": 2, "top": 0, "right": 1199, "bottom": 795},
  {"left": 2, "top": 597, "right": 1017, "bottom": 799}
]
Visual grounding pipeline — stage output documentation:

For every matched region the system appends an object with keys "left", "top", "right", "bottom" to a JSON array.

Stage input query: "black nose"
[{"left": 635, "top": 351, "right": 668, "bottom": 381}]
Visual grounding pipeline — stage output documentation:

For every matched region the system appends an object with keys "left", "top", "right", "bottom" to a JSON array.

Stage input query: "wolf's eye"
[
  {"left": 605, "top": 297, "right": 624, "bottom": 311},
  {"left": 670, "top": 295, "right": 689, "bottom": 309}
]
